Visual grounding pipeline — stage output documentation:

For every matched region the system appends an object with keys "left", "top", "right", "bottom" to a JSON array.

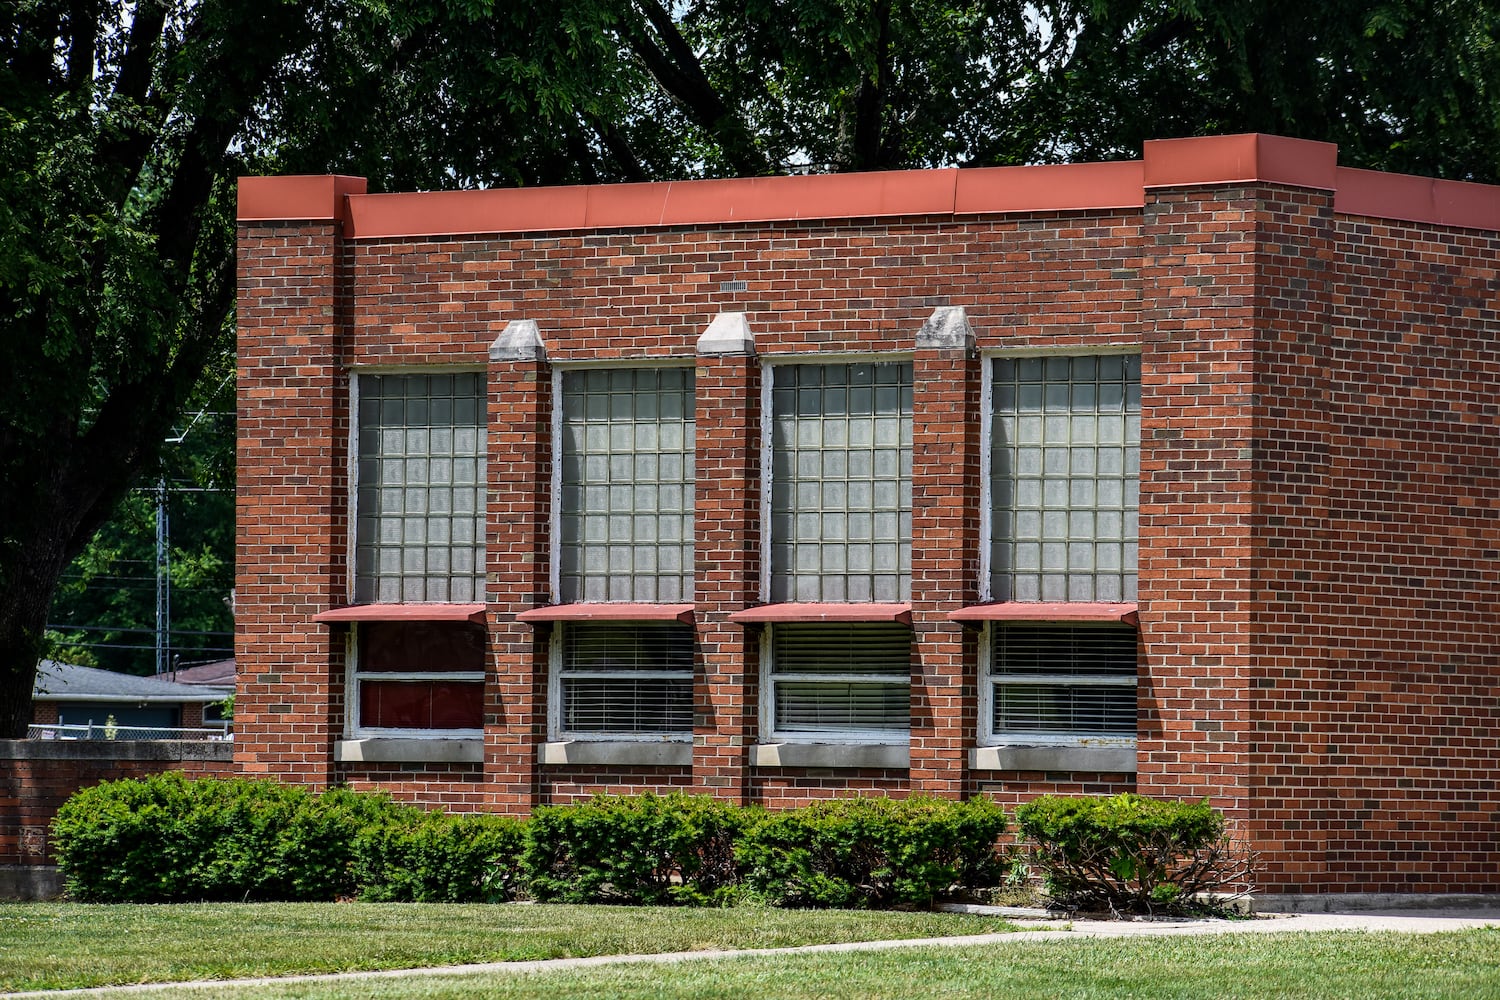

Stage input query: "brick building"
[{"left": 235, "top": 133, "right": 1500, "bottom": 895}]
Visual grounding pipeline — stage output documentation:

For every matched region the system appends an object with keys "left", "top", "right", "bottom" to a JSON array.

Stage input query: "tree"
[{"left": 0, "top": 0, "right": 670, "bottom": 735}]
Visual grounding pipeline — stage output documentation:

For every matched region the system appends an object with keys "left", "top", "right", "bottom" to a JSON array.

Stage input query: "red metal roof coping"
[
  {"left": 1142, "top": 133, "right": 1337, "bottom": 191},
  {"left": 516, "top": 603, "right": 695, "bottom": 624},
  {"left": 236, "top": 134, "right": 1500, "bottom": 236},
  {"left": 728, "top": 603, "right": 913, "bottom": 625},
  {"left": 313, "top": 603, "right": 486, "bottom": 623},
  {"left": 238, "top": 175, "right": 367, "bottom": 224},
  {"left": 949, "top": 602, "right": 1139, "bottom": 625},
  {"left": 1334, "top": 166, "right": 1500, "bottom": 231}
]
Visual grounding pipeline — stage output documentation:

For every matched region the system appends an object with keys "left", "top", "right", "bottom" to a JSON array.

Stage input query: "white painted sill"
[
  {"left": 752, "top": 742, "right": 910, "bottom": 770},
  {"left": 539, "top": 741, "right": 693, "bottom": 767},
  {"left": 969, "top": 744, "right": 1137, "bottom": 773},
  {"left": 335, "top": 738, "right": 483, "bottom": 764}
]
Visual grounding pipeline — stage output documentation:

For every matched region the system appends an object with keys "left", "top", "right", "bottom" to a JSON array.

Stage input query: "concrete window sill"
[
  {"left": 969, "top": 744, "right": 1137, "bottom": 773},
  {"left": 752, "top": 742, "right": 910, "bottom": 770},
  {"left": 334, "top": 738, "right": 483, "bottom": 764},
  {"left": 539, "top": 741, "right": 692, "bottom": 767}
]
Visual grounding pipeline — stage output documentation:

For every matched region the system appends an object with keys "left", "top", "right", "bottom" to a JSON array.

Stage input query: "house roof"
[
  {"left": 32, "top": 661, "right": 227, "bottom": 705},
  {"left": 160, "top": 658, "right": 236, "bottom": 688}
]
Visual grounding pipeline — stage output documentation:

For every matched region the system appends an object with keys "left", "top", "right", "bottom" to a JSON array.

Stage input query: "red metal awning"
[
  {"left": 728, "top": 603, "right": 913, "bottom": 625},
  {"left": 948, "top": 602, "right": 1138, "bottom": 625},
  {"left": 515, "top": 603, "right": 695, "bottom": 624},
  {"left": 312, "top": 603, "right": 487, "bottom": 624}
]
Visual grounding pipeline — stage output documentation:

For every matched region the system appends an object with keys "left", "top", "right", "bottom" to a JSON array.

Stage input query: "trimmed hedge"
[
  {"left": 354, "top": 812, "right": 527, "bottom": 902},
  {"left": 51, "top": 773, "right": 415, "bottom": 902},
  {"left": 735, "top": 796, "right": 1009, "bottom": 908},
  {"left": 53, "top": 778, "right": 1244, "bottom": 912},
  {"left": 1014, "top": 793, "right": 1246, "bottom": 914},
  {"left": 523, "top": 792, "right": 750, "bottom": 905}
]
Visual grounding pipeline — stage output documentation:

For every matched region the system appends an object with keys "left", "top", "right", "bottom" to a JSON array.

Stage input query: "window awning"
[
  {"left": 313, "top": 603, "right": 487, "bottom": 624},
  {"left": 729, "top": 603, "right": 913, "bottom": 625},
  {"left": 515, "top": 603, "right": 695, "bottom": 624},
  {"left": 949, "top": 602, "right": 1138, "bottom": 625}
]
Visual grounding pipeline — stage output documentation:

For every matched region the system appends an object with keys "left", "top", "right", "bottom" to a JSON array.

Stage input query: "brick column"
[
  {"left": 485, "top": 321, "right": 551, "bottom": 812},
  {"left": 909, "top": 308, "right": 982, "bottom": 798},
  {"left": 692, "top": 314, "right": 760, "bottom": 804},
  {"left": 234, "top": 175, "right": 365, "bottom": 784},
  {"left": 1136, "top": 135, "right": 1341, "bottom": 892}
]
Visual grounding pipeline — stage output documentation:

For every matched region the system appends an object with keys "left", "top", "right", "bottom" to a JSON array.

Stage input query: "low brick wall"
[{"left": 0, "top": 740, "right": 234, "bottom": 877}]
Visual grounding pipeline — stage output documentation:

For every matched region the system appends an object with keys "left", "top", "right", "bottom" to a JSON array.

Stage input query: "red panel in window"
[
  {"left": 361, "top": 621, "right": 486, "bottom": 673},
  {"left": 360, "top": 681, "right": 484, "bottom": 730}
]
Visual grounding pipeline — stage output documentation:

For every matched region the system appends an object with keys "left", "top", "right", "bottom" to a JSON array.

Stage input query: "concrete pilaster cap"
[
  {"left": 489, "top": 319, "right": 546, "bottom": 362},
  {"left": 696, "top": 312, "right": 755, "bottom": 355},
  {"left": 916, "top": 305, "right": 974, "bottom": 350}
]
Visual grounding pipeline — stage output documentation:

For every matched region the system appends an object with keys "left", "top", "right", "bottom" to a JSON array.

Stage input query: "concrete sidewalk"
[{"left": 6, "top": 907, "right": 1499, "bottom": 999}]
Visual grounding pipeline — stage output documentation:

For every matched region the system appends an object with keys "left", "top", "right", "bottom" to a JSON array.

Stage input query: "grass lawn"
[
  {"left": 52, "top": 928, "right": 1500, "bottom": 1000},
  {"left": 0, "top": 902, "right": 1015, "bottom": 992}
]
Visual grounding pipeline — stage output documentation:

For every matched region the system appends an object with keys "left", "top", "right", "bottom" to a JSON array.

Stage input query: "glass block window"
[
  {"left": 355, "top": 373, "right": 485, "bottom": 603},
  {"left": 555, "top": 622, "right": 694, "bottom": 737},
  {"left": 767, "top": 623, "right": 911, "bottom": 738},
  {"left": 988, "top": 623, "right": 1137, "bottom": 738},
  {"left": 768, "top": 362, "right": 912, "bottom": 602},
  {"left": 353, "top": 621, "right": 485, "bottom": 733},
  {"left": 558, "top": 367, "right": 694, "bottom": 603},
  {"left": 990, "top": 354, "right": 1140, "bottom": 602}
]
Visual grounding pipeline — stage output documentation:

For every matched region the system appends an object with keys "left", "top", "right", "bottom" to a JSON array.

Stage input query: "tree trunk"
[{"left": 0, "top": 526, "right": 71, "bottom": 737}]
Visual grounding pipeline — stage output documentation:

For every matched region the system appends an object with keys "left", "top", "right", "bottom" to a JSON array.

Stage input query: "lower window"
[
  {"left": 553, "top": 622, "right": 694, "bottom": 738},
  {"left": 352, "top": 621, "right": 485, "bottom": 735},
  {"left": 986, "top": 622, "right": 1137, "bottom": 740},
  {"left": 765, "top": 622, "right": 911, "bottom": 741}
]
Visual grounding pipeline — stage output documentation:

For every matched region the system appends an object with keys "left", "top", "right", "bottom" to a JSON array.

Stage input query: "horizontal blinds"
[
  {"left": 770, "top": 622, "right": 911, "bottom": 676},
  {"left": 993, "top": 685, "right": 1136, "bottom": 735},
  {"left": 990, "top": 623, "right": 1137, "bottom": 677},
  {"left": 771, "top": 623, "right": 910, "bottom": 733},
  {"left": 559, "top": 622, "right": 694, "bottom": 735},
  {"left": 775, "top": 682, "right": 910, "bottom": 732},
  {"left": 991, "top": 623, "right": 1137, "bottom": 736},
  {"left": 561, "top": 622, "right": 694, "bottom": 673},
  {"left": 562, "top": 678, "right": 693, "bottom": 733}
]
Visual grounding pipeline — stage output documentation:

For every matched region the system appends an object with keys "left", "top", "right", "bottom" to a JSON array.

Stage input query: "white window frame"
[
  {"left": 977, "top": 346, "right": 1140, "bottom": 603},
  {"left": 345, "top": 626, "right": 485, "bottom": 740},
  {"left": 347, "top": 365, "right": 488, "bottom": 605},
  {"left": 759, "top": 622, "right": 912, "bottom": 744},
  {"left": 549, "top": 360, "right": 697, "bottom": 603},
  {"left": 978, "top": 623, "right": 1138, "bottom": 749},
  {"left": 978, "top": 346, "right": 1142, "bottom": 748},
  {"left": 546, "top": 621, "right": 695, "bottom": 742},
  {"left": 758, "top": 352, "right": 914, "bottom": 603}
]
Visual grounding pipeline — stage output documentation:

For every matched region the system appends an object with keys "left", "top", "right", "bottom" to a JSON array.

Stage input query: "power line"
[{"left": 47, "top": 623, "right": 233, "bottom": 638}]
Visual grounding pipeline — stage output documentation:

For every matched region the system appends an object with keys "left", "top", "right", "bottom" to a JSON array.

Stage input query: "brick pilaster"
[
  {"left": 909, "top": 308, "right": 982, "bottom": 798},
  {"left": 234, "top": 176, "right": 364, "bottom": 784},
  {"left": 692, "top": 316, "right": 760, "bottom": 803},
  {"left": 485, "top": 323, "right": 551, "bottom": 812}
]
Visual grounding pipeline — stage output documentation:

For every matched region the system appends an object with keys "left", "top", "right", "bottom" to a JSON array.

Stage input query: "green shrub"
[
  {"left": 522, "top": 793, "right": 751, "bottom": 905},
  {"left": 735, "top": 796, "right": 1008, "bottom": 909},
  {"left": 51, "top": 774, "right": 414, "bottom": 902},
  {"left": 1014, "top": 793, "right": 1252, "bottom": 915},
  {"left": 354, "top": 812, "right": 526, "bottom": 902}
]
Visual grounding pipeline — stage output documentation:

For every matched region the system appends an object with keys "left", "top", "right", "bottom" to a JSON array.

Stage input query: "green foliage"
[
  {"left": 51, "top": 774, "right": 417, "bottom": 902},
  {"left": 735, "top": 796, "right": 1009, "bottom": 909},
  {"left": 354, "top": 812, "right": 527, "bottom": 902},
  {"left": 1014, "top": 793, "right": 1250, "bottom": 914},
  {"left": 522, "top": 793, "right": 754, "bottom": 905}
]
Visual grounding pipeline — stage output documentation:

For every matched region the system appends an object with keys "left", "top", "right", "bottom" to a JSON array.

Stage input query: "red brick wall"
[
  {"left": 0, "top": 742, "right": 233, "bottom": 866},
  {"left": 236, "top": 219, "right": 349, "bottom": 785},
  {"left": 235, "top": 164, "right": 1500, "bottom": 893}
]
